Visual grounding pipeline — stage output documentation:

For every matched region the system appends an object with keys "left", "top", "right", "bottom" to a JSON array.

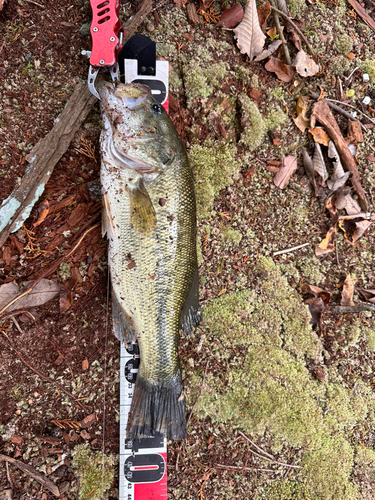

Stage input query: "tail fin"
[{"left": 126, "top": 373, "right": 186, "bottom": 441}]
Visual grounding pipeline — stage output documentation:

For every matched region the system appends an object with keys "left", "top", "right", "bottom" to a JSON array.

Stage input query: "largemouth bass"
[{"left": 98, "top": 82, "right": 201, "bottom": 440}]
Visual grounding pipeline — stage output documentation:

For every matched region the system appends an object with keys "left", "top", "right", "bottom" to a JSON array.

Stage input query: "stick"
[
  {"left": 273, "top": 242, "right": 310, "bottom": 256},
  {"left": 24, "top": 0, "right": 45, "bottom": 6},
  {"left": 334, "top": 303, "right": 375, "bottom": 313},
  {"left": 270, "top": 0, "right": 291, "bottom": 65},
  {"left": 123, "top": 0, "right": 153, "bottom": 44},
  {"left": 310, "top": 92, "right": 367, "bottom": 131},
  {"left": 215, "top": 463, "right": 275, "bottom": 472},
  {"left": 238, "top": 431, "right": 276, "bottom": 460},
  {"left": 270, "top": 5, "right": 315, "bottom": 55},
  {"left": 1, "top": 330, "right": 89, "bottom": 414},
  {"left": 0, "top": 81, "right": 96, "bottom": 247},
  {"left": 0, "top": 223, "right": 99, "bottom": 317},
  {"left": 325, "top": 99, "right": 375, "bottom": 127},
  {"left": 0, "top": 454, "right": 60, "bottom": 497}
]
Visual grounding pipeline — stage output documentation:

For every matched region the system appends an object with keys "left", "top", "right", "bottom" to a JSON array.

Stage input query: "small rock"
[
  {"left": 146, "top": 23, "right": 155, "bottom": 32},
  {"left": 46, "top": 49, "right": 52, "bottom": 57},
  {"left": 79, "top": 23, "right": 91, "bottom": 36},
  {"left": 0, "top": 489, "right": 13, "bottom": 500},
  {"left": 25, "top": 52, "right": 32, "bottom": 62},
  {"left": 53, "top": 81, "right": 61, "bottom": 88}
]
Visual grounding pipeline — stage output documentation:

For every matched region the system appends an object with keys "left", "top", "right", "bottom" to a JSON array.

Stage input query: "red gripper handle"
[{"left": 90, "top": 0, "right": 122, "bottom": 67}]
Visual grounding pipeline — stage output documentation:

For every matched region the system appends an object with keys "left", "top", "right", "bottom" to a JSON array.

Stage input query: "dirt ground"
[{"left": 1, "top": 0, "right": 375, "bottom": 498}]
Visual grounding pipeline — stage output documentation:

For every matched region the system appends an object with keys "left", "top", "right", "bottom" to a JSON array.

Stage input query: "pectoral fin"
[
  {"left": 102, "top": 192, "right": 115, "bottom": 239},
  {"left": 127, "top": 180, "right": 156, "bottom": 236},
  {"left": 112, "top": 291, "right": 137, "bottom": 343}
]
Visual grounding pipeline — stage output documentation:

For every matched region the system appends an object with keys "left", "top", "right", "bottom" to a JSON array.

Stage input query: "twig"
[
  {"left": 335, "top": 236, "right": 340, "bottom": 267},
  {"left": 270, "top": 0, "right": 291, "bottom": 65},
  {"left": 1, "top": 329, "right": 89, "bottom": 414},
  {"left": 123, "top": 0, "right": 153, "bottom": 44},
  {"left": 334, "top": 303, "right": 375, "bottom": 313},
  {"left": 0, "top": 223, "right": 100, "bottom": 317},
  {"left": 186, "top": 360, "right": 210, "bottom": 430},
  {"left": 310, "top": 92, "right": 367, "bottom": 131},
  {"left": 323, "top": 98, "right": 375, "bottom": 126},
  {"left": 237, "top": 432, "right": 300, "bottom": 468},
  {"left": 273, "top": 242, "right": 310, "bottom": 256},
  {"left": 11, "top": 316, "right": 24, "bottom": 334},
  {"left": 238, "top": 431, "right": 275, "bottom": 460},
  {"left": 270, "top": 5, "right": 315, "bottom": 56},
  {"left": 0, "top": 454, "right": 60, "bottom": 497},
  {"left": 343, "top": 67, "right": 360, "bottom": 81},
  {"left": 24, "top": 0, "right": 45, "bottom": 7},
  {"left": 6, "top": 461, "right": 13, "bottom": 489},
  {"left": 215, "top": 464, "right": 274, "bottom": 472}
]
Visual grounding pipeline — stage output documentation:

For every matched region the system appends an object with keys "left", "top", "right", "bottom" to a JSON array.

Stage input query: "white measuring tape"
[{"left": 119, "top": 58, "right": 169, "bottom": 499}]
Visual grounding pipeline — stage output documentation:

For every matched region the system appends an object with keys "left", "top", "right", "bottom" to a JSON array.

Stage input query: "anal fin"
[
  {"left": 112, "top": 291, "right": 137, "bottom": 343},
  {"left": 180, "top": 267, "right": 202, "bottom": 334}
]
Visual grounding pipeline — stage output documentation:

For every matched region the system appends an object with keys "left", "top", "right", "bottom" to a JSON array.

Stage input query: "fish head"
[{"left": 99, "top": 82, "right": 179, "bottom": 177}]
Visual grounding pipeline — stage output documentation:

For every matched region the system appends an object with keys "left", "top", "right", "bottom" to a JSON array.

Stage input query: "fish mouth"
[
  {"left": 101, "top": 82, "right": 151, "bottom": 110},
  {"left": 109, "top": 139, "right": 159, "bottom": 174}
]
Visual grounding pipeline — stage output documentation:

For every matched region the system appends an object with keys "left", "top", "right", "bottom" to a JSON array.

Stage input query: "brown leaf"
[
  {"left": 273, "top": 156, "right": 298, "bottom": 189},
  {"left": 336, "top": 187, "right": 361, "bottom": 215},
  {"left": 216, "top": 3, "right": 244, "bottom": 28},
  {"left": 254, "top": 39, "right": 283, "bottom": 62},
  {"left": 10, "top": 435, "right": 23, "bottom": 445},
  {"left": 338, "top": 218, "right": 372, "bottom": 243},
  {"left": 358, "top": 288, "right": 375, "bottom": 304},
  {"left": 265, "top": 56, "right": 295, "bottom": 82},
  {"left": 309, "top": 127, "right": 330, "bottom": 146},
  {"left": 293, "top": 96, "right": 310, "bottom": 133},
  {"left": 0, "top": 279, "right": 61, "bottom": 313},
  {"left": 233, "top": 0, "right": 266, "bottom": 60},
  {"left": 59, "top": 290, "right": 73, "bottom": 313},
  {"left": 33, "top": 200, "right": 50, "bottom": 227},
  {"left": 327, "top": 141, "right": 350, "bottom": 191},
  {"left": 294, "top": 50, "right": 319, "bottom": 77},
  {"left": 341, "top": 274, "right": 355, "bottom": 306},
  {"left": 257, "top": 1, "right": 271, "bottom": 31},
  {"left": 300, "top": 283, "right": 330, "bottom": 304},
  {"left": 315, "top": 225, "right": 337, "bottom": 256},
  {"left": 288, "top": 28, "right": 302, "bottom": 50},
  {"left": 325, "top": 194, "right": 338, "bottom": 221},
  {"left": 80, "top": 413, "right": 96, "bottom": 429},
  {"left": 82, "top": 358, "right": 89, "bottom": 371},
  {"left": 312, "top": 142, "right": 328, "bottom": 186},
  {"left": 305, "top": 296, "right": 325, "bottom": 329}
]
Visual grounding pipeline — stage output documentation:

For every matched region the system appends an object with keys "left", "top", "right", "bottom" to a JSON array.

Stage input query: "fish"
[{"left": 98, "top": 81, "right": 201, "bottom": 440}]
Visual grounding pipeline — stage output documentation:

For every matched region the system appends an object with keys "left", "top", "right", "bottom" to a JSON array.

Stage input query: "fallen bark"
[
  {"left": 346, "top": 0, "right": 375, "bottom": 33},
  {"left": 123, "top": 0, "right": 153, "bottom": 43},
  {"left": 0, "top": 80, "right": 96, "bottom": 246},
  {"left": 311, "top": 99, "right": 368, "bottom": 210}
]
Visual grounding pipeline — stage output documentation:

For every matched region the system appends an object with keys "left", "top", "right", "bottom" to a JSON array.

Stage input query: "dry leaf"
[
  {"left": 302, "top": 148, "right": 317, "bottom": 195},
  {"left": 59, "top": 290, "right": 73, "bottom": 313},
  {"left": 309, "top": 127, "right": 330, "bottom": 146},
  {"left": 336, "top": 187, "right": 361, "bottom": 215},
  {"left": 293, "top": 95, "right": 310, "bottom": 133},
  {"left": 82, "top": 358, "right": 89, "bottom": 371},
  {"left": 327, "top": 141, "right": 351, "bottom": 191},
  {"left": 257, "top": 1, "right": 271, "bottom": 32},
  {"left": 325, "top": 194, "right": 338, "bottom": 221},
  {"left": 80, "top": 413, "right": 97, "bottom": 429},
  {"left": 276, "top": 0, "right": 289, "bottom": 16},
  {"left": 274, "top": 156, "right": 298, "bottom": 189},
  {"left": 294, "top": 50, "right": 319, "bottom": 77},
  {"left": 312, "top": 142, "right": 328, "bottom": 186},
  {"left": 341, "top": 274, "right": 355, "bottom": 306},
  {"left": 300, "top": 283, "right": 331, "bottom": 304},
  {"left": 338, "top": 218, "right": 372, "bottom": 243},
  {"left": 358, "top": 288, "right": 375, "bottom": 304},
  {"left": 233, "top": 0, "right": 266, "bottom": 60},
  {"left": 33, "top": 200, "right": 50, "bottom": 227},
  {"left": 254, "top": 39, "right": 282, "bottom": 62},
  {"left": 315, "top": 225, "right": 337, "bottom": 256},
  {"left": 0, "top": 279, "right": 60, "bottom": 313},
  {"left": 304, "top": 296, "right": 325, "bottom": 329},
  {"left": 216, "top": 3, "right": 244, "bottom": 28},
  {"left": 265, "top": 56, "right": 295, "bottom": 82},
  {"left": 267, "top": 27, "right": 282, "bottom": 38},
  {"left": 289, "top": 28, "right": 302, "bottom": 50}
]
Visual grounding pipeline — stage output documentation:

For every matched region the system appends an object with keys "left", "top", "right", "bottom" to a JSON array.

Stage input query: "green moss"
[
  {"left": 71, "top": 444, "right": 116, "bottom": 500},
  {"left": 265, "top": 105, "right": 289, "bottom": 131},
  {"left": 238, "top": 93, "right": 267, "bottom": 151},
  {"left": 188, "top": 139, "right": 238, "bottom": 219},
  {"left": 334, "top": 33, "right": 354, "bottom": 55},
  {"left": 268, "top": 86, "right": 289, "bottom": 102},
  {"left": 234, "top": 65, "right": 261, "bottom": 90},
  {"left": 287, "top": 0, "right": 306, "bottom": 18},
  {"left": 59, "top": 262, "right": 71, "bottom": 280},
  {"left": 364, "top": 326, "right": 375, "bottom": 351},
  {"left": 330, "top": 55, "right": 352, "bottom": 75},
  {"left": 185, "top": 258, "right": 375, "bottom": 499},
  {"left": 221, "top": 227, "right": 242, "bottom": 244},
  {"left": 183, "top": 61, "right": 228, "bottom": 107},
  {"left": 359, "top": 58, "right": 375, "bottom": 84}
]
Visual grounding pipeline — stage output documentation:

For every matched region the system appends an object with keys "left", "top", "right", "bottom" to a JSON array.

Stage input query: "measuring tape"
[{"left": 118, "top": 37, "right": 169, "bottom": 500}]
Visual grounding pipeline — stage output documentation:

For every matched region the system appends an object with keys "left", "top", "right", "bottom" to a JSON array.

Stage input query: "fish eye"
[{"left": 152, "top": 104, "right": 162, "bottom": 113}]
